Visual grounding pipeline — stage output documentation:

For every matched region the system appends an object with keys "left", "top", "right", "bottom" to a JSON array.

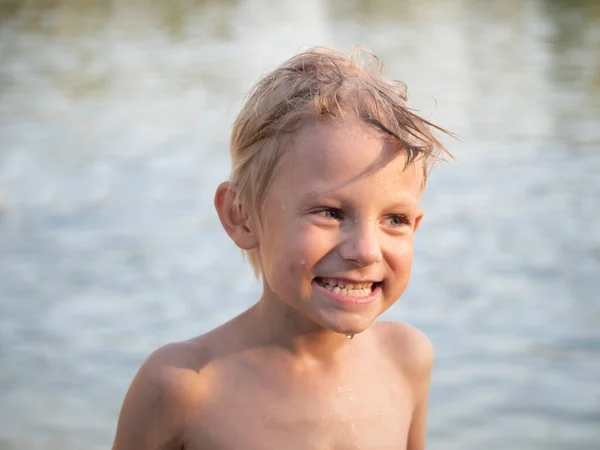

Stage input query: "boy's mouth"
[{"left": 314, "top": 277, "right": 380, "bottom": 298}]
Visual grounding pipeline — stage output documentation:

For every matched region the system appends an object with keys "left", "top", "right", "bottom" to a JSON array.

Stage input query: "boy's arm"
[
  {"left": 112, "top": 344, "right": 195, "bottom": 450},
  {"left": 382, "top": 322, "right": 434, "bottom": 450},
  {"left": 405, "top": 333, "right": 434, "bottom": 450}
]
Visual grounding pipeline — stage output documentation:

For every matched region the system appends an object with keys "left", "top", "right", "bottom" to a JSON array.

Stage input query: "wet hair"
[{"left": 229, "top": 46, "right": 453, "bottom": 276}]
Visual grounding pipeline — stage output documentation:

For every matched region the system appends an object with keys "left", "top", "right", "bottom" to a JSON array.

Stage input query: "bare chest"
[{"left": 182, "top": 370, "right": 413, "bottom": 450}]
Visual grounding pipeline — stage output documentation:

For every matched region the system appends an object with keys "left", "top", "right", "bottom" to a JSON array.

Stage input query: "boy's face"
[{"left": 256, "top": 119, "right": 424, "bottom": 336}]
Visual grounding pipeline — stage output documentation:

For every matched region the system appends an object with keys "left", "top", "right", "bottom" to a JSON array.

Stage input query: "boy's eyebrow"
[
  {"left": 300, "top": 190, "right": 418, "bottom": 208},
  {"left": 299, "top": 190, "right": 335, "bottom": 204}
]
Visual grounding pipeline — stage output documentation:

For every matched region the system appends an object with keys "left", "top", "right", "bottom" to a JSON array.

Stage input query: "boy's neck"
[{"left": 238, "top": 290, "right": 358, "bottom": 364}]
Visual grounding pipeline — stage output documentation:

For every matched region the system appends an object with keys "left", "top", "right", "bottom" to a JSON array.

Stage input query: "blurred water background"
[{"left": 0, "top": 0, "right": 599, "bottom": 449}]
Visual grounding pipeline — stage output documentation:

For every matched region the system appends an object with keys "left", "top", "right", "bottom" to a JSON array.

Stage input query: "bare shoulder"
[
  {"left": 135, "top": 339, "right": 213, "bottom": 401},
  {"left": 373, "top": 321, "right": 434, "bottom": 379},
  {"left": 112, "top": 339, "right": 214, "bottom": 450}
]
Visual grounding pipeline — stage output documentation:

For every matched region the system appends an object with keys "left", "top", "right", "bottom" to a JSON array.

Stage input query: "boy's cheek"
[
  {"left": 381, "top": 237, "right": 412, "bottom": 262},
  {"left": 387, "top": 241, "right": 415, "bottom": 281},
  {"left": 393, "top": 236, "right": 415, "bottom": 256}
]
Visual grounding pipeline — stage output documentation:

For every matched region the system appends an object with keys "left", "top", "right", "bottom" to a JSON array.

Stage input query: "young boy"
[{"left": 112, "top": 47, "right": 452, "bottom": 450}]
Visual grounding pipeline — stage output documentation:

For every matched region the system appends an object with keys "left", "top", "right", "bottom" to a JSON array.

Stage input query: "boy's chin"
[{"left": 315, "top": 313, "right": 376, "bottom": 337}]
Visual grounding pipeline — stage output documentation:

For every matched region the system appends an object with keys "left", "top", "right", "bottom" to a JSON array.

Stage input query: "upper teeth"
[{"left": 320, "top": 278, "right": 373, "bottom": 290}]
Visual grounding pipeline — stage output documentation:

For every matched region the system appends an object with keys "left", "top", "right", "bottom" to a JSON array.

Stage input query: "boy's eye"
[
  {"left": 384, "top": 215, "right": 410, "bottom": 227},
  {"left": 318, "top": 208, "right": 342, "bottom": 220}
]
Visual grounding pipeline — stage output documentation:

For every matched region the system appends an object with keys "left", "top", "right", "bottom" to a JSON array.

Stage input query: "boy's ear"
[
  {"left": 214, "top": 182, "right": 259, "bottom": 250},
  {"left": 413, "top": 208, "right": 424, "bottom": 232}
]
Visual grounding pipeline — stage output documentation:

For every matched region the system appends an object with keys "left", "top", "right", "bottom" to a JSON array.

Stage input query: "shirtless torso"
[{"left": 112, "top": 315, "right": 433, "bottom": 450}]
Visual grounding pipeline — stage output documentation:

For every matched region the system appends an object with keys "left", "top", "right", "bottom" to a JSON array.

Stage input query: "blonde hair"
[{"left": 229, "top": 46, "right": 453, "bottom": 277}]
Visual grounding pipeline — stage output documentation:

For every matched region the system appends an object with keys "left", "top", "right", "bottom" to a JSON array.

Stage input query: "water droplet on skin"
[{"left": 346, "top": 334, "right": 354, "bottom": 339}]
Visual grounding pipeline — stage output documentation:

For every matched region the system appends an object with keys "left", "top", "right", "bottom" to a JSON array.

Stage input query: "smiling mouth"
[{"left": 314, "top": 277, "right": 381, "bottom": 298}]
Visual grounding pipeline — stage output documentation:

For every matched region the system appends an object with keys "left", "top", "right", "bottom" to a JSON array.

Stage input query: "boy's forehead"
[
  {"left": 283, "top": 120, "right": 423, "bottom": 183},
  {"left": 291, "top": 119, "right": 381, "bottom": 150}
]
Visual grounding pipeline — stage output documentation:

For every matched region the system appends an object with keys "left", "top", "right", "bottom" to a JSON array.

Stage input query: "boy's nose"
[{"left": 339, "top": 223, "right": 383, "bottom": 267}]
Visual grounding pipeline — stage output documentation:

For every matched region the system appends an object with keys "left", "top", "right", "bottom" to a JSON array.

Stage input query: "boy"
[{"left": 112, "top": 47, "right": 452, "bottom": 450}]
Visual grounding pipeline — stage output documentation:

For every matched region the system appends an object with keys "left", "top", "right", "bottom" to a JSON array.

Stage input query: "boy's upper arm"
[
  {"left": 112, "top": 343, "right": 201, "bottom": 450},
  {"left": 405, "top": 329, "right": 434, "bottom": 450},
  {"left": 382, "top": 322, "right": 434, "bottom": 450}
]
